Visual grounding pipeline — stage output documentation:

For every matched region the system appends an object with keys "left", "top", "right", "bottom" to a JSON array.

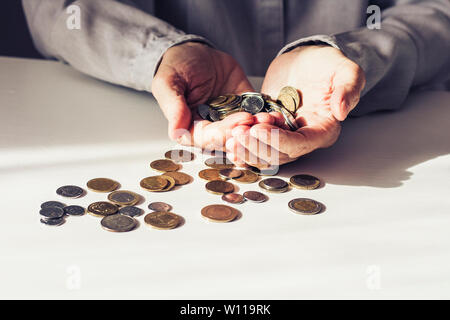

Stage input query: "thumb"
[
  {"left": 330, "top": 63, "right": 365, "bottom": 121},
  {"left": 152, "top": 76, "right": 192, "bottom": 140}
]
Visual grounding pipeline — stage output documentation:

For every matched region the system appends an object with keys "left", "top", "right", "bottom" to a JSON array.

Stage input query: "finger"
[
  {"left": 225, "top": 138, "right": 248, "bottom": 167},
  {"left": 331, "top": 62, "right": 366, "bottom": 121},
  {"left": 181, "top": 112, "right": 254, "bottom": 150},
  {"left": 151, "top": 75, "right": 192, "bottom": 140},
  {"left": 253, "top": 112, "right": 275, "bottom": 125},
  {"left": 228, "top": 134, "right": 272, "bottom": 168}
]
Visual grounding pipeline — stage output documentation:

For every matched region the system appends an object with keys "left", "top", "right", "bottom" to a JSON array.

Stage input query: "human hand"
[
  {"left": 226, "top": 45, "right": 366, "bottom": 167},
  {"left": 152, "top": 42, "right": 254, "bottom": 150}
]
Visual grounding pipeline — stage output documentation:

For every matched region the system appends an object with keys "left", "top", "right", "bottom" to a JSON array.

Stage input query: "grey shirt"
[{"left": 23, "top": 0, "right": 450, "bottom": 116}]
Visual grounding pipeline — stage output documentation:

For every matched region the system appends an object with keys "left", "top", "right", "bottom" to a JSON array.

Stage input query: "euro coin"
[
  {"left": 164, "top": 149, "right": 195, "bottom": 162},
  {"left": 140, "top": 176, "right": 168, "bottom": 191},
  {"left": 107, "top": 190, "right": 140, "bottom": 206},
  {"left": 144, "top": 211, "right": 181, "bottom": 230},
  {"left": 288, "top": 198, "right": 323, "bottom": 215},
  {"left": 150, "top": 159, "right": 180, "bottom": 172},
  {"left": 219, "top": 168, "right": 242, "bottom": 180},
  {"left": 207, "top": 95, "right": 227, "bottom": 106},
  {"left": 241, "top": 95, "right": 264, "bottom": 114},
  {"left": 197, "top": 104, "right": 211, "bottom": 120},
  {"left": 63, "top": 205, "right": 85, "bottom": 216},
  {"left": 87, "top": 178, "right": 119, "bottom": 193},
  {"left": 56, "top": 185, "right": 84, "bottom": 198},
  {"left": 205, "top": 180, "right": 235, "bottom": 195},
  {"left": 101, "top": 214, "right": 137, "bottom": 232},
  {"left": 259, "top": 178, "right": 288, "bottom": 190},
  {"left": 41, "top": 201, "right": 66, "bottom": 209},
  {"left": 277, "top": 92, "right": 296, "bottom": 114},
  {"left": 204, "top": 156, "right": 235, "bottom": 169},
  {"left": 201, "top": 204, "right": 239, "bottom": 223},
  {"left": 290, "top": 174, "right": 321, "bottom": 190},
  {"left": 243, "top": 191, "right": 267, "bottom": 203},
  {"left": 87, "top": 201, "right": 118, "bottom": 217},
  {"left": 118, "top": 206, "right": 143, "bottom": 217},
  {"left": 154, "top": 175, "right": 176, "bottom": 192},
  {"left": 148, "top": 202, "right": 172, "bottom": 212},
  {"left": 198, "top": 168, "right": 222, "bottom": 181},
  {"left": 40, "top": 217, "right": 65, "bottom": 226},
  {"left": 248, "top": 165, "right": 279, "bottom": 176},
  {"left": 233, "top": 169, "right": 259, "bottom": 184},
  {"left": 40, "top": 207, "right": 65, "bottom": 219},
  {"left": 161, "top": 171, "right": 192, "bottom": 185},
  {"left": 222, "top": 193, "right": 245, "bottom": 204},
  {"left": 282, "top": 86, "right": 301, "bottom": 111}
]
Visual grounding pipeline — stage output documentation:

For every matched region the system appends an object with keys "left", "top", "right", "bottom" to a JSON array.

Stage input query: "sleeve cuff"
[{"left": 277, "top": 34, "right": 341, "bottom": 57}]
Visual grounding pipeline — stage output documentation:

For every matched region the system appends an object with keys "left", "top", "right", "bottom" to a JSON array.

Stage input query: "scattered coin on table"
[
  {"left": 140, "top": 176, "right": 168, "bottom": 192},
  {"left": 87, "top": 201, "right": 118, "bottom": 217},
  {"left": 150, "top": 159, "right": 180, "bottom": 172},
  {"left": 144, "top": 211, "right": 182, "bottom": 230},
  {"left": 63, "top": 205, "right": 85, "bottom": 216},
  {"left": 118, "top": 206, "right": 143, "bottom": 217},
  {"left": 259, "top": 178, "right": 289, "bottom": 193},
  {"left": 107, "top": 190, "right": 140, "bottom": 206},
  {"left": 148, "top": 202, "right": 172, "bottom": 212},
  {"left": 161, "top": 171, "right": 192, "bottom": 185},
  {"left": 288, "top": 198, "right": 323, "bottom": 215},
  {"left": 233, "top": 169, "right": 259, "bottom": 184},
  {"left": 101, "top": 214, "right": 137, "bottom": 232},
  {"left": 41, "top": 201, "right": 66, "bottom": 209},
  {"left": 243, "top": 191, "right": 268, "bottom": 203},
  {"left": 219, "top": 168, "right": 243, "bottom": 180},
  {"left": 205, "top": 180, "right": 235, "bottom": 195},
  {"left": 56, "top": 185, "right": 84, "bottom": 198},
  {"left": 40, "top": 217, "right": 65, "bottom": 226},
  {"left": 164, "top": 149, "right": 195, "bottom": 162},
  {"left": 198, "top": 168, "right": 222, "bottom": 181},
  {"left": 204, "top": 157, "right": 235, "bottom": 169},
  {"left": 201, "top": 204, "right": 239, "bottom": 223},
  {"left": 86, "top": 178, "right": 119, "bottom": 193},
  {"left": 289, "top": 174, "right": 321, "bottom": 190},
  {"left": 222, "top": 193, "right": 245, "bottom": 204},
  {"left": 40, "top": 207, "right": 65, "bottom": 219}
]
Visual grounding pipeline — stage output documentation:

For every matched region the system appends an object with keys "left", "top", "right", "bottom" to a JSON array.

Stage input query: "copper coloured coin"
[
  {"left": 243, "top": 191, "right": 268, "bottom": 203},
  {"left": 221, "top": 193, "right": 245, "bottom": 204}
]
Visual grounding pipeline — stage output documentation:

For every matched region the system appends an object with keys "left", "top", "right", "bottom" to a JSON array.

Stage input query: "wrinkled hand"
[
  {"left": 152, "top": 42, "right": 255, "bottom": 150},
  {"left": 226, "top": 45, "right": 366, "bottom": 167}
]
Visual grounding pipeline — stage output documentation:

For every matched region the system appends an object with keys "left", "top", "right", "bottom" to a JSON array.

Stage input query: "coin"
[
  {"left": 164, "top": 149, "right": 195, "bottom": 162},
  {"left": 118, "top": 206, "right": 143, "bottom": 217},
  {"left": 243, "top": 191, "right": 267, "bottom": 203},
  {"left": 40, "top": 217, "right": 65, "bottom": 226},
  {"left": 108, "top": 190, "right": 140, "bottom": 206},
  {"left": 148, "top": 202, "right": 172, "bottom": 212},
  {"left": 280, "top": 86, "right": 301, "bottom": 112},
  {"left": 207, "top": 95, "right": 227, "bottom": 106},
  {"left": 248, "top": 165, "right": 279, "bottom": 176},
  {"left": 258, "top": 180, "right": 289, "bottom": 193},
  {"left": 144, "top": 211, "right": 181, "bottom": 230},
  {"left": 40, "top": 207, "right": 65, "bottom": 219},
  {"left": 197, "top": 104, "right": 211, "bottom": 120},
  {"left": 56, "top": 185, "right": 84, "bottom": 198},
  {"left": 277, "top": 92, "right": 296, "bottom": 114},
  {"left": 86, "top": 178, "right": 119, "bottom": 193},
  {"left": 201, "top": 204, "right": 239, "bottom": 222},
  {"left": 140, "top": 176, "right": 168, "bottom": 191},
  {"left": 204, "top": 157, "right": 235, "bottom": 169},
  {"left": 233, "top": 169, "right": 259, "bottom": 183},
  {"left": 41, "top": 201, "right": 66, "bottom": 209},
  {"left": 290, "top": 174, "right": 321, "bottom": 190},
  {"left": 205, "top": 180, "right": 235, "bottom": 195},
  {"left": 101, "top": 214, "right": 137, "bottom": 232},
  {"left": 241, "top": 95, "right": 265, "bottom": 114},
  {"left": 154, "top": 175, "right": 176, "bottom": 192},
  {"left": 63, "top": 205, "right": 85, "bottom": 216},
  {"left": 161, "top": 171, "right": 192, "bottom": 185},
  {"left": 259, "top": 178, "right": 288, "bottom": 190},
  {"left": 221, "top": 193, "right": 245, "bottom": 204},
  {"left": 150, "top": 159, "right": 180, "bottom": 172},
  {"left": 198, "top": 168, "right": 222, "bottom": 181},
  {"left": 288, "top": 198, "right": 323, "bottom": 215},
  {"left": 219, "top": 168, "right": 242, "bottom": 180},
  {"left": 87, "top": 201, "right": 118, "bottom": 217}
]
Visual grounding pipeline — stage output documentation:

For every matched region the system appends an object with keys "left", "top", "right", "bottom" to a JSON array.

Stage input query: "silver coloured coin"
[
  {"left": 100, "top": 214, "right": 137, "bottom": 232},
  {"left": 288, "top": 198, "right": 323, "bottom": 215},
  {"left": 209, "top": 108, "right": 221, "bottom": 121},
  {"left": 40, "top": 217, "right": 65, "bottom": 226},
  {"left": 63, "top": 205, "right": 85, "bottom": 216},
  {"left": 39, "top": 207, "right": 65, "bottom": 219},
  {"left": 119, "top": 206, "right": 143, "bottom": 217},
  {"left": 56, "top": 185, "right": 84, "bottom": 198},
  {"left": 241, "top": 95, "right": 265, "bottom": 114},
  {"left": 41, "top": 201, "right": 66, "bottom": 209},
  {"left": 148, "top": 202, "right": 172, "bottom": 212},
  {"left": 197, "top": 104, "right": 211, "bottom": 120}
]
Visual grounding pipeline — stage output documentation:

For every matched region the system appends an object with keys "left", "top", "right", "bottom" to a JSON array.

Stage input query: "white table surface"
[{"left": 0, "top": 56, "right": 449, "bottom": 299}]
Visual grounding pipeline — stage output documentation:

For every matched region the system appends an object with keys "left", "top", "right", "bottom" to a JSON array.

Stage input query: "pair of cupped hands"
[{"left": 152, "top": 42, "right": 365, "bottom": 168}]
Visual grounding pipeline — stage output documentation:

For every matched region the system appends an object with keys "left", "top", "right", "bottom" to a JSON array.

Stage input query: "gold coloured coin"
[
  {"left": 201, "top": 204, "right": 239, "bottom": 223},
  {"left": 279, "top": 86, "right": 301, "bottom": 113},
  {"left": 207, "top": 95, "right": 227, "bottom": 106},
  {"left": 219, "top": 168, "right": 242, "bottom": 180},
  {"left": 107, "top": 190, "right": 140, "bottom": 206},
  {"left": 205, "top": 180, "right": 235, "bottom": 195},
  {"left": 150, "top": 159, "right": 180, "bottom": 172},
  {"left": 198, "top": 169, "right": 222, "bottom": 181},
  {"left": 164, "top": 149, "right": 195, "bottom": 162},
  {"left": 144, "top": 211, "right": 181, "bottom": 230},
  {"left": 86, "top": 178, "right": 119, "bottom": 193},
  {"left": 154, "top": 175, "right": 176, "bottom": 192},
  {"left": 161, "top": 171, "right": 192, "bottom": 185},
  {"left": 277, "top": 92, "right": 297, "bottom": 114},
  {"left": 289, "top": 174, "right": 321, "bottom": 190},
  {"left": 204, "top": 157, "right": 235, "bottom": 169},
  {"left": 87, "top": 201, "right": 118, "bottom": 217},
  {"left": 234, "top": 169, "right": 259, "bottom": 184},
  {"left": 288, "top": 198, "right": 323, "bottom": 215},
  {"left": 140, "top": 176, "right": 168, "bottom": 191}
]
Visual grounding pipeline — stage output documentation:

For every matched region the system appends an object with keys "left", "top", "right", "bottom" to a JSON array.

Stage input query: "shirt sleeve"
[
  {"left": 22, "top": 0, "right": 213, "bottom": 92},
  {"left": 278, "top": 0, "right": 450, "bottom": 116}
]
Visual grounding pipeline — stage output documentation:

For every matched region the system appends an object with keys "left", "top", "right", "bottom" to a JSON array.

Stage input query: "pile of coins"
[
  {"left": 197, "top": 86, "right": 301, "bottom": 131},
  {"left": 40, "top": 148, "right": 326, "bottom": 231}
]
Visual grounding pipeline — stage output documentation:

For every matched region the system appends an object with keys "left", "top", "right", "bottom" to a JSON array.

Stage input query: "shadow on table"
[{"left": 279, "top": 91, "right": 450, "bottom": 188}]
